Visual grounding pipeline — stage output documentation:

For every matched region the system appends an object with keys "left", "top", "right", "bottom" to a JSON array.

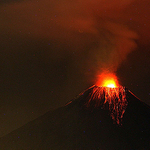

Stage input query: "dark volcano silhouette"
[{"left": 0, "top": 85, "right": 150, "bottom": 150}]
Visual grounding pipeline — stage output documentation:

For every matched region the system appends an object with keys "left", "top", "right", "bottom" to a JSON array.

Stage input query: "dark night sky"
[{"left": 0, "top": 0, "right": 150, "bottom": 137}]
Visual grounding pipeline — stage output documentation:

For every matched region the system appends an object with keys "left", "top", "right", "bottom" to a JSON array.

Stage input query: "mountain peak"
[{"left": 0, "top": 85, "right": 150, "bottom": 150}]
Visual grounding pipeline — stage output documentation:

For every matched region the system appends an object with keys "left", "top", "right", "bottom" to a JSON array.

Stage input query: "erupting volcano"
[
  {"left": 0, "top": 77, "right": 150, "bottom": 150},
  {"left": 85, "top": 73, "right": 128, "bottom": 125}
]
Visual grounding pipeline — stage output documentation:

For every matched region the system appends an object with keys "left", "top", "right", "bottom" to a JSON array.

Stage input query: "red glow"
[{"left": 96, "top": 72, "right": 119, "bottom": 88}]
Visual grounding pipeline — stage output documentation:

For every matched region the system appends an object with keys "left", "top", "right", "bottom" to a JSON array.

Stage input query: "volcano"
[{"left": 0, "top": 85, "right": 150, "bottom": 150}]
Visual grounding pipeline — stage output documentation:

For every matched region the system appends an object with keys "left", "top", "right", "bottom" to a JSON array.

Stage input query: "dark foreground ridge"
[{"left": 0, "top": 85, "right": 150, "bottom": 150}]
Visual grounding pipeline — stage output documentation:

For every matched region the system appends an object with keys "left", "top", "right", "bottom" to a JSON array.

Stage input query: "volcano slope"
[{"left": 0, "top": 85, "right": 150, "bottom": 150}]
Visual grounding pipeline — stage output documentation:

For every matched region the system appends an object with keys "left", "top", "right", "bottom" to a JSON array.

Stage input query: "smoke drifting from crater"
[
  {"left": 1, "top": 0, "right": 150, "bottom": 138},
  {"left": 0, "top": 0, "right": 149, "bottom": 80}
]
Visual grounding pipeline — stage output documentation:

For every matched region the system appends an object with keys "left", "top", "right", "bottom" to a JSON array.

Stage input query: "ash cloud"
[{"left": 0, "top": 0, "right": 149, "bottom": 81}]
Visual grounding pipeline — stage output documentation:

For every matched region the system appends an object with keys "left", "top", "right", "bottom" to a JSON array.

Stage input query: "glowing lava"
[
  {"left": 103, "top": 79, "right": 116, "bottom": 88},
  {"left": 82, "top": 72, "right": 128, "bottom": 125},
  {"left": 96, "top": 72, "right": 119, "bottom": 88},
  {"left": 85, "top": 86, "right": 128, "bottom": 125}
]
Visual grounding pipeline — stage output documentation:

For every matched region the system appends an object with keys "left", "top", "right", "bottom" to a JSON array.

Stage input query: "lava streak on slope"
[{"left": 85, "top": 86, "right": 128, "bottom": 125}]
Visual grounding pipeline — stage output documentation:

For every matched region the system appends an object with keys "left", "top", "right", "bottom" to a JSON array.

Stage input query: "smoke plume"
[{"left": 0, "top": 0, "right": 149, "bottom": 81}]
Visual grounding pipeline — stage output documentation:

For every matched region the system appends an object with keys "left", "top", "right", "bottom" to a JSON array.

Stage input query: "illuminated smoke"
[
  {"left": 85, "top": 86, "right": 128, "bottom": 125},
  {"left": 1, "top": 0, "right": 149, "bottom": 83},
  {"left": 0, "top": 1, "right": 138, "bottom": 67}
]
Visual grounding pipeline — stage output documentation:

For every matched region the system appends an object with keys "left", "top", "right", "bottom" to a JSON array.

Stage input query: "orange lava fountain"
[
  {"left": 85, "top": 73, "right": 128, "bottom": 125},
  {"left": 96, "top": 72, "right": 119, "bottom": 88}
]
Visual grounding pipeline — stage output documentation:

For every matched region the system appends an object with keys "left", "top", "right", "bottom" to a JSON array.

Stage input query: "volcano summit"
[{"left": 0, "top": 85, "right": 150, "bottom": 150}]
